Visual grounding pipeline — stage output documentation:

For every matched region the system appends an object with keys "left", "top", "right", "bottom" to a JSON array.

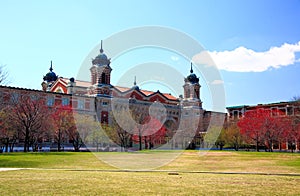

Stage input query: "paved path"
[
  {"left": 1, "top": 167, "right": 300, "bottom": 177},
  {"left": 0, "top": 168, "right": 23, "bottom": 172}
]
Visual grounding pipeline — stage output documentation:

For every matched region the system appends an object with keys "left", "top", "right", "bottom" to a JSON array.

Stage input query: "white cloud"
[
  {"left": 192, "top": 41, "right": 300, "bottom": 72},
  {"left": 211, "top": 80, "right": 224, "bottom": 85},
  {"left": 171, "top": 56, "right": 179, "bottom": 61}
]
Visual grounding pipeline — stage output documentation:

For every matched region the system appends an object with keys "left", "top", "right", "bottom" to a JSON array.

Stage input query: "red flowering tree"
[
  {"left": 238, "top": 110, "right": 262, "bottom": 151},
  {"left": 285, "top": 116, "right": 300, "bottom": 152},
  {"left": 51, "top": 105, "right": 74, "bottom": 151},
  {"left": 275, "top": 116, "right": 292, "bottom": 151},
  {"left": 132, "top": 116, "right": 166, "bottom": 150},
  {"left": 238, "top": 108, "right": 291, "bottom": 152}
]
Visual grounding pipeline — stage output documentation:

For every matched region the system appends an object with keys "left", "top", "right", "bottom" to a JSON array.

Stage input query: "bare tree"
[
  {"left": 73, "top": 113, "right": 97, "bottom": 151},
  {"left": 4, "top": 94, "right": 51, "bottom": 152},
  {"left": 291, "top": 95, "right": 300, "bottom": 101},
  {"left": 0, "top": 110, "right": 18, "bottom": 152},
  {"left": 0, "top": 65, "right": 9, "bottom": 84},
  {"left": 224, "top": 123, "right": 244, "bottom": 151},
  {"left": 110, "top": 111, "right": 133, "bottom": 152}
]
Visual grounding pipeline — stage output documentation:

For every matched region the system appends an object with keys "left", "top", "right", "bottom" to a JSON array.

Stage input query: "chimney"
[{"left": 67, "top": 77, "right": 76, "bottom": 94}]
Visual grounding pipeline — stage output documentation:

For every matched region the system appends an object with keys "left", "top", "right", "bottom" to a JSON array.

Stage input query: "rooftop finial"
[
  {"left": 190, "top": 62, "right": 193, "bottom": 73},
  {"left": 134, "top": 76, "right": 137, "bottom": 86},
  {"left": 100, "top": 40, "right": 104, "bottom": 53},
  {"left": 50, "top": 60, "right": 53, "bottom": 72}
]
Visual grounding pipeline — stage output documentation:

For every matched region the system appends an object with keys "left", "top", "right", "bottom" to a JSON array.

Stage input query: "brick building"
[
  {"left": 0, "top": 42, "right": 224, "bottom": 151},
  {"left": 226, "top": 101, "right": 300, "bottom": 151}
]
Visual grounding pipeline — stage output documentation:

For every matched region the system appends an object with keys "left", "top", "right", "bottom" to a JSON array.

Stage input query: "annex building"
[{"left": 226, "top": 101, "right": 300, "bottom": 151}]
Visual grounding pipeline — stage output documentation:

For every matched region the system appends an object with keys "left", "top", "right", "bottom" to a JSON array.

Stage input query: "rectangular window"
[
  {"left": 47, "top": 96, "right": 54, "bottom": 106},
  {"left": 271, "top": 107, "right": 278, "bottom": 116},
  {"left": 278, "top": 108, "right": 286, "bottom": 116},
  {"left": 294, "top": 107, "right": 300, "bottom": 116},
  {"left": 102, "top": 101, "right": 108, "bottom": 106},
  {"left": 85, "top": 102, "right": 90, "bottom": 110},
  {"left": 11, "top": 92, "right": 19, "bottom": 103},
  {"left": 78, "top": 99, "right": 84, "bottom": 109},
  {"left": 287, "top": 107, "right": 294, "bottom": 116},
  {"left": 233, "top": 111, "right": 238, "bottom": 120},
  {"left": 62, "top": 97, "right": 70, "bottom": 106},
  {"left": 30, "top": 94, "right": 38, "bottom": 101}
]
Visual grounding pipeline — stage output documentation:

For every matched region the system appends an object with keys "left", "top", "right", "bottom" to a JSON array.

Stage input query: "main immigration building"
[{"left": 1, "top": 43, "right": 224, "bottom": 150}]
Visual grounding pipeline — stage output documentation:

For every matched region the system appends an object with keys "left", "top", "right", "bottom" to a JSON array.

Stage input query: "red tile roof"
[{"left": 56, "top": 79, "right": 178, "bottom": 101}]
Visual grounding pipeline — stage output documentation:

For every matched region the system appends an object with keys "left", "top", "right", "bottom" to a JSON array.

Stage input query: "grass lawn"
[{"left": 0, "top": 150, "right": 299, "bottom": 195}]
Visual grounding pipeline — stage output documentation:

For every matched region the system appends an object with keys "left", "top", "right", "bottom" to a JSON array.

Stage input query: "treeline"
[
  {"left": 0, "top": 94, "right": 169, "bottom": 152},
  {"left": 214, "top": 109, "right": 300, "bottom": 152}
]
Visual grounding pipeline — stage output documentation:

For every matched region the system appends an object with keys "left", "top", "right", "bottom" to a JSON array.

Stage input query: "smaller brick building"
[{"left": 226, "top": 101, "right": 300, "bottom": 151}]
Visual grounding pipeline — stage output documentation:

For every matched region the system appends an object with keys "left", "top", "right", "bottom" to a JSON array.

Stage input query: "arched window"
[
  {"left": 186, "top": 89, "right": 190, "bottom": 98},
  {"left": 195, "top": 89, "right": 199, "bottom": 99},
  {"left": 101, "top": 73, "right": 106, "bottom": 84}
]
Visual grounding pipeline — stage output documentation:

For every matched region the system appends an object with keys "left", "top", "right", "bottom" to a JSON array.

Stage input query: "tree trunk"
[
  {"left": 57, "top": 129, "right": 62, "bottom": 152},
  {"left": 219, "top": 144, "right": 223, "bottom": 150},
  {"left": 24, "top": 128, "right": 30, "bottom": 152},
  {"left": 279, "top": 141, "right": 282, "bottom": 152},
  {"left": 138, "top": 129, "right": 142, "bottom": 150},
  {"left": 234, "top": 145, "right": 238, "bottom": 151},
  {"left": 144, "top": 137, "right": 148, "bottom": 149},
  {"left": 4, "top": 138, "right": 9, "bottom": 152},
  {"left": 9, "top": 141, "right": 15, "bottom": 152},
  {"left": 269, "top": 141, "right": 273, "bottom": 152},
  {"left": 72, "top": 141, "right": 80, "bottom": 152}
]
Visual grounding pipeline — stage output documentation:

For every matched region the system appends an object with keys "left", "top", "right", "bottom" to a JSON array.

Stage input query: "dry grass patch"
[
  {"left": 0, "top": 170, "right": 299, "bottom": 195},
  {"left": 160, "top": 150, "right": 300, "bottom": 174},
  {"left": 0, "top": 151, "right": 299, "bottom": 195}
]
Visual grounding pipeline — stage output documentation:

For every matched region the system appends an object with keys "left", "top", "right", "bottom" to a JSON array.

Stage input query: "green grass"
[
  {"left": 0, "top": 150, "right": 299, "bottom": 195},
  {"left": 0, "top": 152, "right": 113, "bottom": 169},
  {"left": 0, "top": 150, "right": 299, "bottom": 173}
]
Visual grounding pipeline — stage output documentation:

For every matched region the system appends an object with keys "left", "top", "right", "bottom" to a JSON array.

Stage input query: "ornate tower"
[
  {"left": 88, "top": 41, "right": 112, "bottom": 96},
  {"left": 180, "top": 63, "right": 204, "bottom": 147},
  {"left": 182, "top": 63, "right": 202, "bottom": 108},
  {"left": 42, "top": 61, "right": 58, "bottom": 91}
]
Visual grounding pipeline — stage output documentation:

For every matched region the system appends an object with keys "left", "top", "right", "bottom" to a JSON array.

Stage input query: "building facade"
[
  {"left": 0, "top": 42, "right": 223, "bottom": 151},
  {"left": 226, "top": 101, "right": 300, "bottom": 151}
]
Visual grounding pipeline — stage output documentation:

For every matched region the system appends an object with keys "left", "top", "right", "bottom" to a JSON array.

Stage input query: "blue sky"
[{"left": 0, "top": 0, "right": 300, "bottom": 110}]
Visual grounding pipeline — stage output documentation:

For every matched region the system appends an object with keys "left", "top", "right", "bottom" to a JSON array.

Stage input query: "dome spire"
[
  {"left": 100, "top": 40, "right": 104, "bottom": 53},
  {"left": 134, "top": 76, "right": 137, "bottom": 86},
  {"left": 132, "top": 76, "right": 139, "bottom": 90},
  {"left": 43, "top": 60, "right": 58, "bottom": 83},
  {"left": 50, "top": 60, "right": 53, "bottom": 72},
  {"left": 185, "top": 62, "right": 199, "bottom": 84},
  {"left": 92, "top": 40, "right": 111, "bottom": 66}
]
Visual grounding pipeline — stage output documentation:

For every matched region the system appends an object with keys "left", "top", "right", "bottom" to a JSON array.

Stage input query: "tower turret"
[
  {"left": 88, "top": 41, "right": 112, "bottom": 96},
  {"left": 42, "top": 61, "right": 58, "bottom": 91},
  {"left": 182, "top": 63, "right": 202, "bottom": 107}
]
